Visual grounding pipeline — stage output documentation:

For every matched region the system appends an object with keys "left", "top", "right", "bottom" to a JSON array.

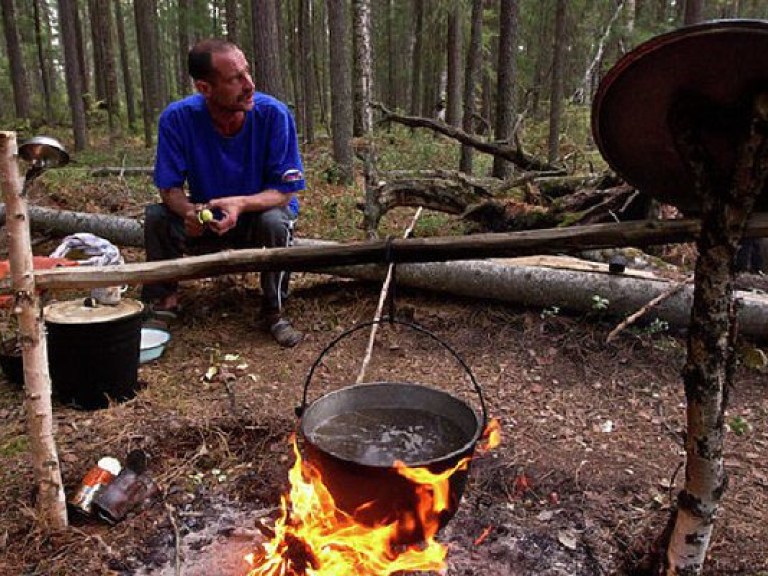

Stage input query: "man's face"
[{"left": 198, "top": 48, "right": 255, "bottom": 113}]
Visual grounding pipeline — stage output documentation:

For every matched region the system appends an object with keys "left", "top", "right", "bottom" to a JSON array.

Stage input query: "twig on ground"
[
  {"left": 165, "top": 503, "right": 182, "bottom": 576},
  {"left": 606, "top": 277, "right": 693, "bottom": 343}
]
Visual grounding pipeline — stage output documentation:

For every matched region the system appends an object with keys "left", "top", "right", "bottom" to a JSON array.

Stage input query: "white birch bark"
[
  {"left": 352, "top": 0, "right": 373, "bottom": 135},
  {"left": 0, "top": 132, "right": 67, "bottom": 529}
]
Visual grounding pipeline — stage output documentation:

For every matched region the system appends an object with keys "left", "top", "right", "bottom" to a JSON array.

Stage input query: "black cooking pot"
[{"left": 297, "top": 319, "right": 486, "bottom": 545}]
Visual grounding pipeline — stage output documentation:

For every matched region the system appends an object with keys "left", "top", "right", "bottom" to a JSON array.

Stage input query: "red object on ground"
[{"left": 0, "top": 256, "right": 78, "bottom": 307}]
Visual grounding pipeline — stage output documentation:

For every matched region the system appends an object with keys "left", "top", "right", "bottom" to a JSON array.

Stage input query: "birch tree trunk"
[
  {"left": 0, "top": 132, "right": 67, "bottom": 529},
  {"left": 352, "top": 0, "right": 373, "bottom": 137},
  {"left": 664, "top": 94, "right": 768, "bottom": 575}
]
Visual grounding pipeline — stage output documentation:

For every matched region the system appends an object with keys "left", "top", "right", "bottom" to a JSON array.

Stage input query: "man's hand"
[
  {"left": 206, "top": 197, "right": 242, "bottom": 235},
  {"left": 183, "top": 206, "right": 207, "bottom": 237}
]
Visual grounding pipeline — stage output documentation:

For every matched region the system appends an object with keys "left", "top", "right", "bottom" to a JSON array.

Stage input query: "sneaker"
[{"left": 268, "top": 316, "right": 303, "bottom": 348}]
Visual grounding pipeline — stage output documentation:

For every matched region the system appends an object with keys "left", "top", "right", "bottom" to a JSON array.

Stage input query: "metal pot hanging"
[{"left": 296, "top": 318, "right": 487, "bottom": 545}]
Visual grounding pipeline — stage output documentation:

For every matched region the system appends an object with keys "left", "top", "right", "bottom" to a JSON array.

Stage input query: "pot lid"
[
  {"left": 592, "top": 19, "right": 768, "bottom": 215},
  {"left": 44, "top": 298, "right": 144, "bottom": 324}
]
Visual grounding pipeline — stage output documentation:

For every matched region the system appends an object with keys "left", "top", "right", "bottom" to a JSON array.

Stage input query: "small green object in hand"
[{"left": 198, "top": 209, "right": 214, "bottom": 223}]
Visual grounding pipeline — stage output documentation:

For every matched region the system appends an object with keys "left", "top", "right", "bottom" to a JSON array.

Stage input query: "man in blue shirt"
[{"left": 142, "top": 38, "right": 304, "bottom": 347}]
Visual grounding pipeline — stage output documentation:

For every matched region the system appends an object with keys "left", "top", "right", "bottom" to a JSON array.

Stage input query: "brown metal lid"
[
  {"left": 592, "top": 20, "right": 768, "bottom": 215},
  {"left": 44, "top": 298, "right": 144, "bottom": 324}
]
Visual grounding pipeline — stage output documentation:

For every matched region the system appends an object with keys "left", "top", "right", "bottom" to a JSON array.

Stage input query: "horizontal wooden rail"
[{"left": 30, "top": 214, "right": 768, "bottom": 290}]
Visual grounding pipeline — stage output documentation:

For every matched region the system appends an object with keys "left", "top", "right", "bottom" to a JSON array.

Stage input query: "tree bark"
[
  {"left": 683, "top": 0, "right": 704, "bottom": 24},
  {"left": 58, "top": 0, "right": 89, "bottom": 150},
  {"left": 176, "top": 0, "right": 191, "bottom": 98},
  {"left": 408, "top": 0, "right": 424, "bottom": 118},
  {"left": 0, "top": 132, "right": 67, "bottom": 529},
  {"left": 445, "top": 2, "right": 462, "bottom": 127},
  {"left": 662, "top": 93, "right": 768, "bottom": 576},
  {"left": 547, "top": 0, "right": 567, "bottom": 164},
  {"left": 251, "top": 0, "right": 285, "bottom": 100},
  {"left": 91, "top": 0, "right": 120, "bottom": 141},
  {"left": 1, "top": 0, "right": 31, "bottom": 119},
  {"left": 352, "top": 0, "right": 374, "bottom": 137},
  {"left": 327, "top": 0, "right": 354, "bottom": 184},
  {"left": 114, "top": 0, "right": 137, "bottom": 129},
  {"left": 135, "top": 0, "right": 162, "bottom": 147},
  {"left": 460, "top": 0, "right": 483, "bottom": 174},
  {"left": 492, "top": 0, "right": 519, "bottom": 179},
  {"left": 299, "top": 0, "right": 315, "bottom": 144},
  {"left": 32, "top": 0, "right": 54, "bottom": 123}
]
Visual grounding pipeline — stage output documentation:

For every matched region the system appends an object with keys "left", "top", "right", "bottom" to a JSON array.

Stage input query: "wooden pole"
[
  {"left": 0, "top": 132, "right": 67, "bottom": 529},
  {"left": 27, "top": 214, "right": 768, "bottom": 290}
]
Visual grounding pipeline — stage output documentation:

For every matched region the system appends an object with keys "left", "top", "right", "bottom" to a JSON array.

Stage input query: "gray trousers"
[{"left": 141, "top": 203, "right": 296, "bottom": 312}]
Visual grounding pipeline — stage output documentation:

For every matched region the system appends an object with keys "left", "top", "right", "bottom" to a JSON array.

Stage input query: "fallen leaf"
[{"left": 558, "top": 529, "right": 579, "bottom": 550}]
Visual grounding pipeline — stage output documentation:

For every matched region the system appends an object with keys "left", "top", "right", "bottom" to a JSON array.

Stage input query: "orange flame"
[
  {"left": 479, "top": 418, "right": 502, "bottom": 452},
  {"left": 246, "top": 440, "right": 457, "bottom": 575},
  {"left": 246, "top": 420, "right": 502, "bottom": 576}
]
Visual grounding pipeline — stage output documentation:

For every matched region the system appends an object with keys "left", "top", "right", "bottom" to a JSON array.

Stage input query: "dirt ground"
[
  {"left": 1, "top": 170, "right": 767, "bottom": 575},
  {"left": 0, "top": 267, "right": 766, "bottom": 575}
]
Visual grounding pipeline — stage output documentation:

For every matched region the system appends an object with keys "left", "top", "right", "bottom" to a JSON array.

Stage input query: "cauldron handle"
[{"left": 296, "top": 317, "right": 487, "bottom": 429}]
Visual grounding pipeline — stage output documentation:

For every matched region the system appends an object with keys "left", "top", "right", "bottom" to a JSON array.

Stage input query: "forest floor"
[{"left": 0, "top": 146, "right": 767, "bottom": 575}]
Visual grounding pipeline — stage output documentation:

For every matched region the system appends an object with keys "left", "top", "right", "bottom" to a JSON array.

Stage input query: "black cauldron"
[{"left": 296, "top": 319, "right": 486, "bottom": 545}]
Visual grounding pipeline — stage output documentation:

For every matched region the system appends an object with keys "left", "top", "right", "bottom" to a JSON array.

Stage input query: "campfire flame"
[{"left": 246, "top": 420, "right": 501, "bottom": 576}]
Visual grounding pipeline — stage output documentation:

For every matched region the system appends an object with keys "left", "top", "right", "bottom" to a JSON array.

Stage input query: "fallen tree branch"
[
  {"left": 373, "top": 102, "right": 561, "bottom": 172},
  {"left": 90, "top": 167, "right": 154, "bottom": 177},
  {"left": 606, "top": 277, "right": 694, "bottom": 343}
]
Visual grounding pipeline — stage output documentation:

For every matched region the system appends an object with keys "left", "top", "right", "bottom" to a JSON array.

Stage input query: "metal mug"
[{"left": 91, "top": 285, "right": 128, "bottom": 305}]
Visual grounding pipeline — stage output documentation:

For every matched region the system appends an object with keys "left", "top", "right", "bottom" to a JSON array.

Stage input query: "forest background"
[
  {"left": 1, "top": 0, "right": 767, "bottom": 182},
  {"left": 2, "top": 1, "right": 768, "bottom": 576}
]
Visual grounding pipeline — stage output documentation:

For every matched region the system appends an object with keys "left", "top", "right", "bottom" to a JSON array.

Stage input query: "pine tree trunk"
[
  {"left": 445, "top": 2, "right": 463, "bottom": 128},
  {"left": 225, "top": 0, "right": 238, "bottom": 44},
  {"left": 32, "top": 0, "right": 54, "bottom": 123},
  {"left": 1, "top": 0, "right": 31, "bottom": 119},
  {"left": 299, "top": 0, "right": 315, "bottom": 144},
  {"left": 0, "top": 132, "right": 67, "bottom": 529},
  {"left": 92, "top": 0, "right": 120, "bottom": 141},
  {"left": 58, "top": 0, "right": 89, "bottom": 150},
  {"left": 547, "top": 0, "right": 567, "bottom": 164},
  {"left": 176, "top": 0, "right": 191, "bottom": 98},
  {"left": 327, "top": 0, "right": 354, "bottom": 184},
  {"left": 114, "top": 0, "right": 137, "bottom": 129},
  {"left": 492, "top": 0, "right": 519, "bottom": 179},
  {"left": 408, "top": 0, "right": 424, "bottom": 118},
  {"left": 251, "top": 0, "right": 285, "bottom": 100},
  {"left": 459, "top": 0, "right": 483, "bottom": 174}
]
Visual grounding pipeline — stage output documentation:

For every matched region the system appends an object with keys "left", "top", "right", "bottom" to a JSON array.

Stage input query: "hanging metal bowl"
[{"left": 18, "top": 136, "right": 69, "bottom": 168}]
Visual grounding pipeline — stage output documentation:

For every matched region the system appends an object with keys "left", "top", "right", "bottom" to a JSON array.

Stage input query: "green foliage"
[
  {"left": 728, "top": 415, "right": 751, "bottom": 437},
  {"left": 0, "top": 436, "right": 28, "bottom": 458},
  {"left": 591, "top": 294, "right": 609, "bottom": 312}
]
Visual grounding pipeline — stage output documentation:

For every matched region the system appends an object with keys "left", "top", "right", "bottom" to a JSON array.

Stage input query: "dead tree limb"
[
  {"left": 90, "top": 166, "right": 154, "bottom": 177},
  {"left": 373, "top": 102, "right": 562, "bottom": 172}
]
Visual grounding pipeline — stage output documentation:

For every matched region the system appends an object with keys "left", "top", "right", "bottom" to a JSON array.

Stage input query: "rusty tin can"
[{"left": 69, "top": 457, "right": 122, "bottom": 515}]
